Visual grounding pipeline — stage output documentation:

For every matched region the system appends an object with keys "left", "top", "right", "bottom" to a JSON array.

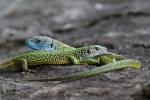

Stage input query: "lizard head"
[
  {"left": 26, "top": 36, "right": 54, "bottom": 50},
  {"left": 79, "top": 45, "right": 107, "bottom": 59}
]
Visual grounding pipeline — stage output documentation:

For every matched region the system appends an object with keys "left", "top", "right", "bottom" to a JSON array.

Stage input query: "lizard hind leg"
[{"left": 14, "top": 59, "right": 35, "bottom": 74}]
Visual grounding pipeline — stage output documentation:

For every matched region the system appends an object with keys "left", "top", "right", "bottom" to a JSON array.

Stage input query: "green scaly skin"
[
  {"left": 0, "top": 45, "right": 106, "bottom": 72},
  {"left": 27, "top": 59, "right": 141, "bottom": 82},
  {"left": 26, "top": 36, "right": 127, "bottom": 64}
]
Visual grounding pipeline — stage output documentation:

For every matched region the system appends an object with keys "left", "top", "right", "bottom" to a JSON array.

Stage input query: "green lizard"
[
  {"left": 24, "top": 36, "right": 141, "bottom": 82},
  {"left": 26, "top": 36, "right": 127, "bottom": 65},
  {"left": 0, "top": 45, "right": 107, "bottom": 72}
]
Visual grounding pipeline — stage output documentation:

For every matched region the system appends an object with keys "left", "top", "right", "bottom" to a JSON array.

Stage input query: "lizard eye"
[
  {"left": 95, "top": 47, "right": 100, "bottom": 50},
  {"left": 36, "top": 39, "right": 41, "bottom": 43}
]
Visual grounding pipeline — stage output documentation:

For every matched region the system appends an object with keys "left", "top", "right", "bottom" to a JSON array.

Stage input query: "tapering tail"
[{"left": 27, "top": 59, "right": 141, "bottom": 82}]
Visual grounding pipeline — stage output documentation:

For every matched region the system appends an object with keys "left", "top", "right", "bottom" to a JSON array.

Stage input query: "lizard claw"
[{"left": 21, "top": 69, "right": 35, "bottom": 75}]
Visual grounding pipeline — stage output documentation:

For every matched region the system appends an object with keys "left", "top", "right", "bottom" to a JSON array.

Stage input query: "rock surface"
[{"left": 0, "top": 0, "right": 149, "bottom": 100}]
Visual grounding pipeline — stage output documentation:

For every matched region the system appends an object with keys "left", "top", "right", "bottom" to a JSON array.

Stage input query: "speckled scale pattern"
[
  {"left": 0, "top": 48, "right": 86, "bottom": 70},
  {"left": 14, "top": 50, "right": 80, "bottom": 66}
]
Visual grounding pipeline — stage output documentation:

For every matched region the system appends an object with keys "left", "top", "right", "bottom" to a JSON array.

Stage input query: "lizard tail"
[
  {"left": 0, "top": 58, "right": 15, "bottom": 70},
  {"left": 27, "top": 59, "right": 141, "bottom": 82}
]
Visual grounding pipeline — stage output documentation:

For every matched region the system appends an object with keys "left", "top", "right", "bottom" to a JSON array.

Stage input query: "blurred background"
[
  {"left": 0, "top": 0, "right": 149, "bottom": 100},
  {"left": 1, "top": 0, "right": 150, "bottom": 48}
]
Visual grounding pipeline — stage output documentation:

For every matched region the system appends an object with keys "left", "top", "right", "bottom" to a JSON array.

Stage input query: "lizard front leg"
[{"left": 68, "top": 56, "right": 80, "bottom": 64}]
